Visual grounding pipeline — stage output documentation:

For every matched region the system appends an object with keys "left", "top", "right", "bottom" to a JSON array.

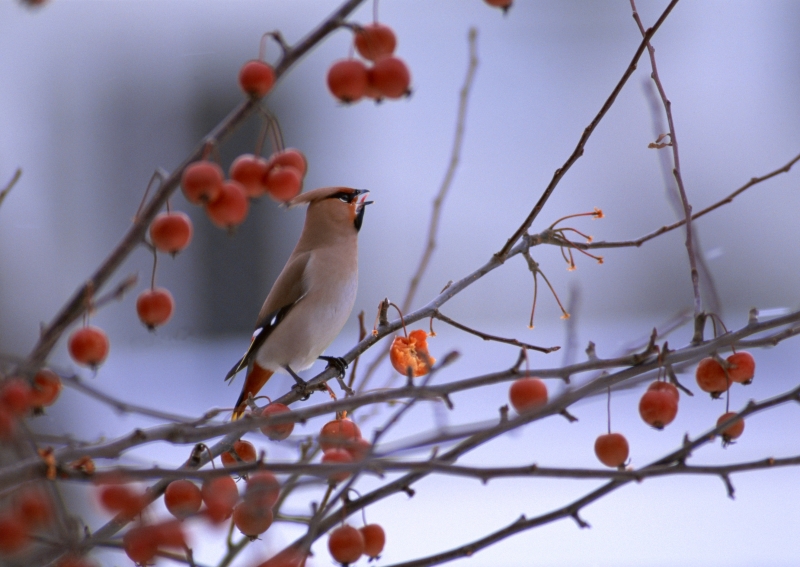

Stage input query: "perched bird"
[{"left": 226, "top": 186, "right": 371, "bottom": 418}]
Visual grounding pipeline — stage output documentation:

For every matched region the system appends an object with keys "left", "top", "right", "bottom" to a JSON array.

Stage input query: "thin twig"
[
  {"left": 0, "top": 168, "right": 22, "bottom": 211},
  {"left": 433, "top": 311, "right": 559, "bottom": 354}
]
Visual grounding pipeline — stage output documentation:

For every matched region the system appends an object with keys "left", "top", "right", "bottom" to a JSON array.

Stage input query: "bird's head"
[{"left": 289, "top": 187, "right": 372, "bottom": 237}]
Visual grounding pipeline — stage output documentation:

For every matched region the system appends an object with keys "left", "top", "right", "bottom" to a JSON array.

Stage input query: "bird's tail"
[{"left": 232, "top": 363, "right": 274, "bottom": 420}]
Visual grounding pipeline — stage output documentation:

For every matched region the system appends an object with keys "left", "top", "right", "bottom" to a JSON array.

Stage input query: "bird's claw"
[{"left": 319, "top": 355, "right": 348, "bottom": 378}]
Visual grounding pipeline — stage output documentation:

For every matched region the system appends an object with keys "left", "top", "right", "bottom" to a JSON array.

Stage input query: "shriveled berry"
[
  {"left": 354, "top": 23, "right": 397, "bottom": 61},
  {"left": 150, "top": 211, "right": 193, "bottom": 255},
  {"left": 695, "top": 357, "right": 731, "bottom": 397},
  {"left": 206, "top": 181, "right": 249, "bottom": 229},
  {"left": 239, "top": 60, "right": 276, "bottom": 98},
  {"left": 164, "top": 480, "right": 202, "bottom": 519},
  {"left": 726, "top": 351, "right": 755, "bottom": 384},
  {"left": 594, "top": 432, "right": 630, "bottom": 468},
  {"left": 230, "top": 154, "right": 269, "bottom": 198},
  {"left": 390, "top": 330, "right": 435, "bottom": 377},
  {"left": 360, "top": 523, "right": 386, "bottom": 558},
  {"left": 181, "top": 161, "right": 223, "bottom": 204},
  {"left": 327, "top": 59, "right": 368, "bottom": 103},
  {"left": 260, "top": 403, "right": 295, "bottom": 441},
  {"left": 68, "top": 326, "right": 110, "bottom": 368},
  {"left": 368, "top": 56, "right": 411, "bottom": 99},
  {"left": 328, "top": 524, "right": 364, "bottom": 565},
  {"left": 508, "top": 377, "right": 548, "bottom": 413},
  {"left": 136, "top": 287, "right": 175, "bottom": 330}
]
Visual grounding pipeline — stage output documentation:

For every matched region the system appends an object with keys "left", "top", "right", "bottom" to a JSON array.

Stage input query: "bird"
[{"left": 226, "top": 186, "right": 371, "bottom": 418}]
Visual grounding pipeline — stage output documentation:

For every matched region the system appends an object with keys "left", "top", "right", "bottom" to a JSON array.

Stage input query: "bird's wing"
[{"left": 224, "top": 251, "right": 311, "bottom": 382}]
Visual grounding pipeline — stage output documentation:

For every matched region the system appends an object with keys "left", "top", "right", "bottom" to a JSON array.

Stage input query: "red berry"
[
  {"left": 164, "top": 480, "right": 202, "bottom": 519},
  {"left": 136, "top": 287, "right": 175, "bottom": 330},
  {"left": 267, "top": 148, "right": 308, "bottom": 178},
  {"left": 221, "top": 439, "right": 258, "bottom": 468},
  {"left": 149, "top": 211, "right": 193, "bottom": 255},
  {"left": 68, "top": 326, "right": 110, "bottom": 368},
  {"left": 346, "top": 437, "right": 371, "bottom": 461},
  {"left": 319, "top": 418, "right": 362, "bottom": 452},
  {"left": 360, "top": 523, "right": 386, "bottom": 558},
  {"left": 638, "top": 385, "right": 678, "bottom": 429},
  {"left": 695, "top": 357, "right": 731, "bottom": 398},
  {"left": 367, "top": 56, "right": 411, "bottom": 99},
  {"left": 327, "top": 59, "right": 368, "bottom": 103},
  {"left": 484, "top": 0, "right": 513, "bottom": 11},
  {"left": 328, "top": 524, "right": 365, "bottom": 565},
  {"left": 181, "top": 161, "right": 223, "bottom": 204},
  {"left": 594, "top": 433, "right": 630, "bottom": 468},
  {"left": 717, "top": 411, "right": 745, "bottom": 444},
  {"left": 201, "top": 476, "right": 239, "bottom": 523},
  {"left": 508, "top": 377, "right": 548, "bottom": 413},
  {"left": 647, "top": 380, "right": 679, "bottom": 401},
  {"left": 206, "top": 180, "right": 249, "bottom": 229},
  {"left": 0, "top": 378, "right": 33, "bottom": 416},
  {"left": 123, "top": 525, "right": 158, "bottom": 564},
  {"left": 260, "top": 403, "right": 295, "bottom": 441},
  {"left": 98, "top": 484, "right": 146, "bottom": 517},
  {"left": 243, "top": 471, "right": 281, "bottom": 509},
  {"left": 0, "top": 514, "right": 29, "bottom": 555},
  {"left": 354, "top": 23, "right": 397, "bottom": 61},
  {"left": 726, "top": 351, "right": 755, "bottom": 384},
  {"left": 151, "top": 520, "right": 187, "bottom": 549},
  {"left": 264, "top": 165, "right": 303, "bottom": 202},
  {"left": 239, "top": 60, "right": 276, "bottom": 98},
  {"left": 30, "top": 369, "right": 62, "bottom": 408},
  {"left": 233, "top": 501, "right": 274, "bottom": 537},
  {"left": 230, "top": 154, "right": 269, "bottom": 198},
  {"left": 321, "top": 448, "right": 353, "bottom": 484},
  {"left": 16, "top": 487, "right": 53, "bottom": 529}
]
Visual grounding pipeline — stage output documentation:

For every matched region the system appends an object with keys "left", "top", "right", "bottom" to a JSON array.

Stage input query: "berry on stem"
[
  {"left": 30, "top": 369, "right": 62, "bottom": 408},
  {"left": 233, "top": 501, "right": 274, "bottom": 537},
  {"left": 0, "top": 378, "right": 33, "bottom": 417},
  {"left": 717, "top": 411, "right": 745, "bottom": 444},
  {"left": 164, "top": 479, "right": 202, "bottom": 519},
  {"left": 328, "top": 524, "right": 365, "bottom": 565},
  {"left": 68, "top": 326, "right": 110, "bottom": 368},
  {"left": 354, "top": 23, "right": 397, "bottom": 61},
  {"left": 230, "top": 154, "right": 269, "bottom": 198},
  {"left": 726, "top": 351, "right": 755, "bottom": 384},
  {"left": 260, "top": 402, "right": 295, "bottom": 440},
  {"left": 367, "top": 56, "right": 411, "bottom": 99},
  {"left": 243, "top": 471, "right": 281, "bottom": 510},
  {"left": 319, "top": 418, "right": 362, "bottom": 452},
  {"left": 181, "top": 161, "right": 223, "bottom": 204},
  {"left": 239, "top": 60, "right": 276, "bottom": 98},
  {"left": 695, "top": 357, "right": 731, "bottom": 398},
  {"left": 264, "top": 165, "right": 303, "bottom": 202},
  {"left": 267, "top": 148, "right": 308, "bottom": 178},
  {"left": 390, "top": 330, "right": 435, "bottom": 377},
  {"left": 484, "top": 0, "right": 513, "bottom": 12},
  {"left": 508, "top": 377, "right": 548, "bottom": 413},
  {"left": 221, "top": 439, "right": 258, "bottom": 468},
  {"left": 136, "top": 287, "right": 175, "bottom": 330},
  {"left": 149, "top": 211, "right": 193, "bottom": 255},
  {"left": 201, "top": 476, "right": 239, "bottom": 523},
  {"left": 327, "top": 59, "right": 369, "bottom": 103},
  {"left": 321, "top": 448, "right": 353, "bottom": 484},
  {"left": 360, "top": 523, "right": 386, "bottom": 559},
  {"left": 206, "top": 181, "right": 249, "bottom": 229},
  {"left": 594, "top": 433, "right": 629, "bottom": 468},
  {"left": 638, "top": 382, "right": 678, "bottom": 429}
]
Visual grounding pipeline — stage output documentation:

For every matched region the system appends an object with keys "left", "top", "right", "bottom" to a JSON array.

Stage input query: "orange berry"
[
  {"left": 594, "top": 432, "right": 630, "bottom": 468},
  {"left": 360, "top": 523, "right": 386, "bottom": 558},
  {"left": 206, "top": 180, "right": 249, "bottom": 229},
  {"left": 638, "top": 386, "right": 678, "bottom": 429},
  {"left": 221, "top": 439, "right": 258, "bottom": 468},
  {"left": 345, "top": 437, "right": 371, "bottom": 461},
  {"left": 233, "top": 501, "right": 274, "bottom": 537},
  {"left": 260, "top": 402, "right": 295, "bottom": 441},
  {"left": 151, "top": 519, "right": 187, "bottom": 549},
  {"left": 68, "top": 326, "right": 110, "bottom": 368},
  {"left": 16, "top": 486, "right": 53, "bottom": 529},
  {"left": 695, "top": 357, "right": 731, "bottom": 398},
  {"left": 123, "top": 525, "right": 158, "bottom": 564},
  {"left": 717, "top": 411, "right": 745, "bottom": 444},
  {"left": 321, "top": 448, "right": 353, "bottom": 484},
  {"left": 726, "top": 351, "right": 755, "bottom": 384},
  {"left": 0, "top": 514, "right": 29, "bottom": 555},
  {"left": 230, "top": 154, "right": 269, "bottom": 198},
  {"left": 0, "top": 378, "right": 33, "bottom": 416},
  {"left": 319, "top": 418, "right": 362, "bottom": 452},
  {"left": 390, "top": 329, "right": 435, "bottom": 377},
  {"left": 136, "top": 287, "right": 175, "bottom": 330},
  {"left": 149, "top": 211, "right": 193, "bottom": 255},
  {"left": 98, "top": 484, "right": 146, "bottom": 517},
  {"left": 181, "top": 161, "right": 223, "bottom": 204},
  {"left": 267, "top": 148, "right": 308, "bottom": 178},
  {"left": 328, "top": 524, "right": 365, "bottom": 565},
  {"left": 484, "top": 0, "right": 513, "bottom": 11},
  {"left": 367, "top": 56, "right": 411, "bottom": 99},
  {"left": 243, "top": 471, "right": 281, "bottom": 510},
  {"left": 354, "top": 23, "right": 397, "bottom": 61},
  {"left": 327, "top": 59, "right": 368, "bottom": 103},
  {"left": 30, "top": 369, "right": 62, "bottom": 408},
  {"left": 164, "top": 480, "right": 202, "bottom": 519},
  {"left": 201, "top": 476, "right": 239, "bottom": 523},
  {"left": 264, "top": 165, "right": 303, "bottom": 202},
  {"left": 239, "top": 60, "right": 276, "bottom": 98},
  {"left": 647, "top": 380, "right": 679, "bottom": 401},
  {"left": 508, "top": 377, "right": 548, "bottom": 413}
]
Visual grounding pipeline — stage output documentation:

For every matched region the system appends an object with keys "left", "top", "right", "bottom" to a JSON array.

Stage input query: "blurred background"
[{"left": 1, "top": 0, "right": 799, "bottom": 566}]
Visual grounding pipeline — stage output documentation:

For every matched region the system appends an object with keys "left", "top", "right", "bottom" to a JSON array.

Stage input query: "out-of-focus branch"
[{"left": 0, "top": 168, "right": 22, "bottom": 211}]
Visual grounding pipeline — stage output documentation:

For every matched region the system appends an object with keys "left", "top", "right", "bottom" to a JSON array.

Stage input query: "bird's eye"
[{"left": 338, "top": 195, "right": 351, "bottom": 203}]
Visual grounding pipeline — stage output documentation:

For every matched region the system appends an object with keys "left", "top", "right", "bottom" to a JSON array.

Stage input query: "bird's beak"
[{"left": 354, "top": 192, "right": 372, "bottom": 232}]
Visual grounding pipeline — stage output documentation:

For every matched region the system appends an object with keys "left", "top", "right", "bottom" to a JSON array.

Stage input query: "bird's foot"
[
  {"left": 284, "top": 365, "right": 313, "bottom": 400},
  {"left": 319, "top": 356, "right": 348, "bottom": 377}
]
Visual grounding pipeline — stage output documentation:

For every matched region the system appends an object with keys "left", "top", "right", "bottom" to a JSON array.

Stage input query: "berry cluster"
[
  {"left": 327, "top": 22, "right": 411, "bottom": 104},
  {"left": 329, "top": 522, "right": 386, "bottom": 565},
  {"left": 0, "top": 484, "right": 57, "bottom": 557},
  {"left": 0, "top": 370, "right": 61, "bottom": 440},
  {"left": 319, "top": 417, "right": 371, "bottom": 483}
]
